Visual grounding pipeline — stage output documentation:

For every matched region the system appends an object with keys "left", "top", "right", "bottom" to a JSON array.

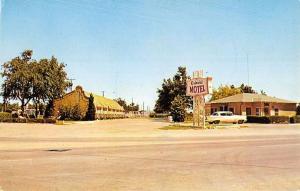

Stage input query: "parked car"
[{"left": 206, "top": 111, "right": 247, "bottom": 124}]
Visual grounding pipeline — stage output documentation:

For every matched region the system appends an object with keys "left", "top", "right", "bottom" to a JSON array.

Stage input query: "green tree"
[
  {"left": 85, "top": 94, "right": 96, "bottom": 120},
  {"left": 154, "top": 66, "right": 192, "bottom": 113},
  {"left": 1, "top": 50, "right": 70, "bottom": 116},
  {"left": 1, "top": 50, "right": 35, "bottom": 114},
  {"left": 114, "top": 97, "right": 139, "bottom": 112},
  {"left": 114, "top": 98, "right": 128, "bottom": 111},
  {"left": 210, "top": 85, "right": 241, "bottom": 101},
  {"left": 210, "top": 84, "right": 265, "bottom": 101},
  {"left": 44, "top": 99, "right": 54, "bottom": 118},
  {"left": 260, "top": 90, "right": 267, "bottom": 95},
  {"left": 170, "top": 95, "right": 186, "bottom": 122},
  {"left": 239, "top": 83, "right": 256, "bottom": 93}
]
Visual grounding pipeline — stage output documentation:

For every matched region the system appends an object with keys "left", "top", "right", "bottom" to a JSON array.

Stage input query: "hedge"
[
  {"left": 0, "top": 112, "right": 12, "bottom": 119},
  {"left": 149, "top": 113, "right": 169, "bottom": 118},
  {"left": 0, "top": 118, "right": 56, "bottom": 123},
  {"left": 247, "top": 115, "right": 290, "bottom": 124}
]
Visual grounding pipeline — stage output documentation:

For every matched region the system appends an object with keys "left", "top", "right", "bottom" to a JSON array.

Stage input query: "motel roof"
[
  {"left": 209, "top": 93, "right": 296, "bottom": 104},
  {"left": 84, "top": 91, "right": 124, "bottom": 111}
]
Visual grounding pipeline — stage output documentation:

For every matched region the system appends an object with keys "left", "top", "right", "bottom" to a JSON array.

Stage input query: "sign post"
[{"left": 186, "top": 70, "right": 212, "bottom": 128}]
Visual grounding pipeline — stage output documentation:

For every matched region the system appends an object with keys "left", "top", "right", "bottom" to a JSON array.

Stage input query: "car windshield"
[{"left": 212, "top": 113, "right": 218, "bottom": 116}]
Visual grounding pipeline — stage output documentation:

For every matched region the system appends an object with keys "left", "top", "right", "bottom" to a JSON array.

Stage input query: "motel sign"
[
  {"left": 186, "top": 77, "right": 212, "bottom": 96},
  {"left": 186, "top": 70, "right": 212, "bottom": 128}
]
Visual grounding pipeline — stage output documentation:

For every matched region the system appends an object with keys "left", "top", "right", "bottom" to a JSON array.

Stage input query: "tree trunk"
[
  {"left": 35, "top": 102, "right": 39, "bottom": 118},
  {"left": 21, "top": 100, "right": 25, "bottom": 116}
]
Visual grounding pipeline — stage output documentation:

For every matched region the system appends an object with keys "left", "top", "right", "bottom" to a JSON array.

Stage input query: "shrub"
[
  {"left": 85, "top": 94, "right": 96, "bottom": 121},
  {"left": 59, "top": 105, "right": 83, "bottom": 121},
  {"left": 290, "top": 116, "right": 295, "bottom": 124},
  {"left": 0, "top": 112, "right": 11, "bottom": 119},
  {"left": 44, "top": 100, "right": 54, "bottom": 118},
  {"left": 247, "top": 115, "right": 290, "bottom": 124},
  {"left": 170, "top": 95, "right": 186, "bottom": 122},
  {"left": 0, "top": 118, "right": 56, "bottom": 123},
  {"left": 149, "top": 113, "right": 169, "bottom": 118},
  {"left": 296, "top": 104, "right": 300, "bottom": 115},
  {"left": 184, "top": 113, "right": 193, "bottom": 122},
  {"left": 247, "top": 116, "right": 271, "bottom": 123},
  {"left": 12, "top": 113, "right": 19, "bottom": 118},
  {"left": 296, "top": 116, "right": 300, "bottom": 123},
  {"left": 269, "top": 116, "right": 289, "bottom": 123}
]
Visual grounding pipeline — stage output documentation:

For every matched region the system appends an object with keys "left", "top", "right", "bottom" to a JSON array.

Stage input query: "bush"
[
  {"left": 269, "top": 116, "right": 289, "bottom": 123},
  {"left": 296, "top": 105, "right": 300, "bottom": 115},
  {"left": 247, "top": 116, "right": 271, "bottom": 123},
  {"left": 290, "top": 116, "right": 295, "bottom": 124},
  {"left": 296, "top": 115, "right": 300, "bottom": 123},
  {"left": 85, "top": 94, "right": 96, "bottom": 121},
  {"left": 0, "top": 118, "right": 56, "bottom": 123},
  {"left": 59, "top": 105, "right": 83, "bottom": 121},
  {"left": 12, "top": 113, "right": 19, "bottom": 118},
  {"left": 184, "top": 113, "right": 193, "bottom": 122},
  {"left": 247, "top": 115, "right": 290, "bottom": 124},
  {"left": 149, "top": 113, "right": 169, "bottom": 118},
  {"left": 0, "top": 112, "right": 11, "bottom": 119},
  {"left": 44, "top": 100, "right": 54, "bottom": 118},
  {"left": 170, "top": 95, "right": 186, "bottom": 122}
]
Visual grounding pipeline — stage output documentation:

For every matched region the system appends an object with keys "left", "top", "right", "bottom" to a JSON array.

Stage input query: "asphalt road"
[{"left": 0, "top": 120, "right": 299, "bottom": 191}]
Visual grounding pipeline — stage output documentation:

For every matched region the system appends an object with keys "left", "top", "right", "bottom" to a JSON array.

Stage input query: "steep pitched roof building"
[
  {"left": 53, "top": 86, "right": 124, "bottom": 119},
  {"left": 206, "top": 93, "right": 297, "bottom": 117}
]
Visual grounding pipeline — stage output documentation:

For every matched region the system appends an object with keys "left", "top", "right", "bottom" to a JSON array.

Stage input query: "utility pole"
[
  {"left": 142, "top": 102, "right": 145, "bottom": 116},
  {"left": 100, "top": 91, "right": 105, "bottom": 97},
  {"left": 247, "top": 54, "right": 250, "bottom": 85}
]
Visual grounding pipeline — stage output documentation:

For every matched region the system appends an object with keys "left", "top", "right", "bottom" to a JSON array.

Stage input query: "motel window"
[
  {"left": 275, "top": 108, "right": 279, "bottom": 116},
  {"left": 264, "top": 107, "right": 269, "bottom": 116},
  {"left": 246, "top": 108, "right": 251, "bottom": 116},
  {"left": 211, "top": 108, "right": 217, "bottom": 114},
  {"left": 256, "top": 108, "right": 260, "bottom": 116},
  {"left": 223, "top": 106, "right": 228, "bottom": 111}
]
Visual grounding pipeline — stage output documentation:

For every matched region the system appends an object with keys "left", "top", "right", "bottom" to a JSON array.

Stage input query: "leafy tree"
[
  {"left": 1, "top": 50, "right": 70, "bottom": 116},
  {"left": 1, "top": 50, "right": 35, "bottom": 114},
  {"left": 154, "top": 78, "right": 174, "bottom": 113},
  {"left": 154, "top": 66, "right": 192, "bottom": 113},
  {"left": 114, "top": 97, "right": 139, "bottom": 112},
  {"left": 210, "top": 84, "right": 266, "bottom": 101},
  {"left": 85, "top": 94, "right": 96, "bottom": 120},
  {"left": 170, "top": 95, "right": 186, "bottom": 122},
  {"left": 210, "top": 85, "right": 241, "bottom": 101},
  {"left": 260, "top": 90, "right": 267, "bottom": 95},
  {"left": 44, "top": 99, "right": 54, "bottom": 118},
  {"left": 114, "top": 98, "right": 127, "bottom": 109},
  {"left": 240, "top": 83, "right": 256, "bottom": 93}
]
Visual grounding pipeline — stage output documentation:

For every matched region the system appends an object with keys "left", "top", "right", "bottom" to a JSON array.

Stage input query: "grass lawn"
[{"left": 160, "top": 123, "right": 248, "bottom": 130}]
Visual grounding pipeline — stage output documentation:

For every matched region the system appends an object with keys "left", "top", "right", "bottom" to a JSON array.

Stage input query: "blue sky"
[{"left": 0, "top": 0, "right": 299, "bottom": 108}]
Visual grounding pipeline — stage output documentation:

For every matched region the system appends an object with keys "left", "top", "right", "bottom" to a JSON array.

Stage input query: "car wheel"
[
  {"left": 238, "top": 120, "right": 244, "bottom": 124},
  {"left": 214, "top": 120, "right": 220, "bottom": 124}
]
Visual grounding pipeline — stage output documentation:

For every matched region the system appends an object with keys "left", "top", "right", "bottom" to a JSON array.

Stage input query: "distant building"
[
  {"left": 53, "top": 86, "right": 124, "bottom": 119},
  {"left": 206, "top": 93, "right": 297, "bottom": 117}
]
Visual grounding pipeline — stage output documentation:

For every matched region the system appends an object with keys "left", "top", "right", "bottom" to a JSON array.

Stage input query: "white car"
[{"left": 206, "top": 111, "right": 247, "bottom": 124}]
